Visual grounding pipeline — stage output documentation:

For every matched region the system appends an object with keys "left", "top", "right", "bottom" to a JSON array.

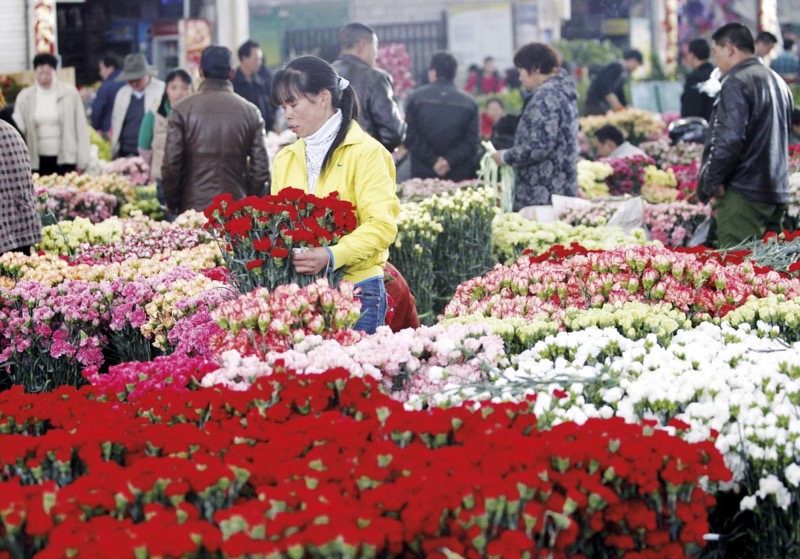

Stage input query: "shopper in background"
[
  {"left": 110, "top": 53, "right": 165, "bottom": 158},
  {"left": 332, "top": 22, "right": 406, "bottom": 153},
  {"left": 90, "top": 53, "right": 125, "bottom": 135},
  {"left": 681, "top": 38, "right": 715, "bottom": 121},
  {"left": 138, "top": 69, "right": 193, "bottom": 210},
  {"left": 232, "top": 39, "right": 276, "bottom": 133},
  {"left": 465, "top": 56, "right": 505, "bottom": 95},
  {"left": 583, "top": 49, "right": 643, "bottom": 116},
  {"left": 12, "top": 53, "right": 90, "bottom": 175}
]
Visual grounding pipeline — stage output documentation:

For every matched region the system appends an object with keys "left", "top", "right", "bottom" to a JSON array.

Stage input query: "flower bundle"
[
  {"left": 201, "top": 323, "right": 506, "bottom": 401},
  {"left": 639, "top": 137, "right": 703, "bottom": 167},
  {"left": 598, "top": 154, "right": 656, "bottom": 196},
  {"left": 35, "top": 171, "right": 136, "bottom": 207},
  {"left": 396, "top": 177, "right": 480, "bottom": 202},
  {"left": 36, "top": 187, "right": 118, "bottom": 224},
  {"left": 640, "top": 165, "right": 679, "bottom": 203},
  {"left": 209, "top": 279, "right": 362, "bottom": 359},
  {"left": 36, "top": 217, "right": 124, "bottom": 255},
  {"left": 643, "top": 201, "right": 711, "bottom": 247},
  {"left": 0, "top": 369, "right": 728, "bottom": 558},
  {"left": 204, "top": 190, "right": 357, "bottom": 294},
  {"left": 376, "top": 42, "right": 415, "bottom": 101},
  {"left": 492, "top": 212, "right": 650, "bottom": 263},
  {"left": 101, "top": 156, "right": 152, "bottom": 186},
  {"left": 444, "top": 244, "right": 800, "bottom": 324},
  {"left": 119, "top": 184, "right": 164, "bottom": 221},
  {"left": 788, "top": 144, "right": 800, "bottom": 173},
  {"left": 0, "top": 280, "right": 111, "bottom": 391},
  {"left": 579, "top": 108, "right": 666, "bottom": 146},
  {"left": 557, "top": 204, "right": 619, "bottom": 228},
  {"left": 576, "top": 160, "right": 614, "bottom": 199},
  {"left": 389, "top": 202, "right": 443, "bottom": 320}
]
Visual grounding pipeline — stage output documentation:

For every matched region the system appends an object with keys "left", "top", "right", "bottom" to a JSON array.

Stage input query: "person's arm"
[
  {"left": 161, "top": 110, "right": 186, "bottom": 213},
  {"left": 73, "top": 89, "right": 90, "bottom": 171},
  {"left": 138, "top": 110, "right": 156, "bottom": 151},
  {"left": 368, "top": 72, "right": 406, "bottom": 152},
  {"left": 11, "top": 91, "right": 27, "bottom": 136},
  {"left": 697, "top": 82, "right": 748, "bottom": 203},
  {"left": 500, "top": 95, "right": 560, "bottom": 167},
  {"left": 443, "top": 104, "right": 480, "bottom": 168},
  {"left": 91, "top": 83, "right": 108, "bottom": 131},
  {"left": 327, "top": 147, "right": 400, "bottom": 271},
  {"left": 247, "top": 115, "right": 271, "bottom": 196}
]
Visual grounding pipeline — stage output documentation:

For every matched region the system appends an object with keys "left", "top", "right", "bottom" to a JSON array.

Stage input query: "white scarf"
[{"left": 304, "top": 109, "right": 342, "bottom": 194}]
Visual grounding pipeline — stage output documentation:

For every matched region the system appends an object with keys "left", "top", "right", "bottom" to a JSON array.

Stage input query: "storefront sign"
[{"left": 33, "top": 0, "right": 57, "bottom": 54}]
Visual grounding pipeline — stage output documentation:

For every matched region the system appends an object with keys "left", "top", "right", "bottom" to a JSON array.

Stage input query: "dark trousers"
[
  {"left": 36, "top": 156, "right": 76, "bottom": 176},
  {"left": 714, "top": 189, "right": 787, "bottom": 248}
]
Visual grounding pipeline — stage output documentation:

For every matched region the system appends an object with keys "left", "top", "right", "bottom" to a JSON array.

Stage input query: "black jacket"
[
  {"left": 584, "top": 61, "right": 627, "bottom": 116},
  {"left": 404, "top": 79, "right": 480, "bottom": 182},
  {"left": 681, "top": 61, "right": 715, "bottom": 121},
  {"left": 232, "top": 68, "right": 275, "bottom": 132},
  {"left": 332, "top": 54, "right": 405, "bottom": 152},
  {"left": 698, "top": 58, "right": 793, "bottom": 204}
]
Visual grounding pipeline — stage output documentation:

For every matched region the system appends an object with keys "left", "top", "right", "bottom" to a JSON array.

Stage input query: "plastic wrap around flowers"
[{"left": 204, "top": 189, "right": 357, "bottom": 294}]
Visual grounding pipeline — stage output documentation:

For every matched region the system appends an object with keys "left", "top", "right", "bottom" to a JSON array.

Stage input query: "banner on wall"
[
  {"left": 32, "top": 0, "right": 57, "bottom": 54},
  {"left": 447, "top": 2, "right": 515, "bottom": 82}
]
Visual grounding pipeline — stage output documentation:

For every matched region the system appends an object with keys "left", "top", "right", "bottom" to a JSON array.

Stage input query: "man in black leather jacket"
[
  {"left": 332, "top": 23, "right": 406, "bottom": 153},
  {"left": 698, "top": 23, "right": 794, "bottom": 248}
]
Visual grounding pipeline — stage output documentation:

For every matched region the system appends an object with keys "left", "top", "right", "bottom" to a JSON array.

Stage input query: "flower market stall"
[{"left": 2, "top": 108, "right": 800, "bottom": 558}]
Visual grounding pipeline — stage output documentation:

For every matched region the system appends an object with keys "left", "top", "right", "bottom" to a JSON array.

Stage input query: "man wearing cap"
[
  {"left": 110, "top": 53, "right": 165, "bottom": 158},
  {"left": 161, "top": 45, "right": 270, "bottom": 215}
]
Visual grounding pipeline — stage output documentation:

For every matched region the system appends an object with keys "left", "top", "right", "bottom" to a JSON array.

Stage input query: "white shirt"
[
  {"left": 34, "top": 85, "right": 60, "bottom": 156},
  {"left": 610, "top": 141, "right": 647, "bottom": 159},
  {"left": 304, "top": 109, "right": 342, "bottom": 194}
]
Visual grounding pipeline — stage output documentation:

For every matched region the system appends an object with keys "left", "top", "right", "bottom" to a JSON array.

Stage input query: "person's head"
[
  {"left": 117, "top": 53, "right": 155, "bottom": 92},
  {"left": 99, "top": 53, "right": 121, "bottom": 81},
  {"left": 755, "top": 30, "right": 778, "bottom": 57},
  {"left": 784, "top": 39, "right": 795, "bottom": 53},
  {"left": 428, "top": 51, "right": 457, "bottom": 82},
  {"left": 485, "top": 97, "right": 505, "bottom": 122},
  {"left": 792, "top": 108, "right": 800, "bottom": 137},
  {"left": 622, "top": 49, "right": 644, "bottom": 72},
  {"left": 513, "top": 42, "right": 561, "bottom": 90},
  {"left": 200, "top": 45, "right": 234, "bottom": 81},
  {"left": 686, "top": 38, "right": 711, "bottom": 68},
  {"left": 33, "top": 53, "right": 58, "bottom": 89},
  {"left": 237, "top": 39, "right": 263, "bottom": 77},
  {"left": 272, "top": 55, "right": 359, "bottom": 174},
  {"left": 338, "top": 23, "right": 379, "bottom": 68},
  {"left": 483, "top": 56, "right": 496, "bottom": 75},
  {"left": 711, "top": 23, "right": 755, "bottom": 74},
  {"left": 593, "top": 124, "right": 625, "bottom": 157},
  {"left": 158, "top": 69, "right": 193, "bottom": 117}
]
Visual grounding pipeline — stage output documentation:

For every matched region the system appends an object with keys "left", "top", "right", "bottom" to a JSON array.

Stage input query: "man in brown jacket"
[{"left": 162, "top": 46, "right": 270, "bottom": 215}]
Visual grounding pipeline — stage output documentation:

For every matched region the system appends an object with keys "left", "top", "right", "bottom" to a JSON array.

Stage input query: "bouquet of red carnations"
[{"left": 204, "top": 189, "right": 357, "bottom": 294}]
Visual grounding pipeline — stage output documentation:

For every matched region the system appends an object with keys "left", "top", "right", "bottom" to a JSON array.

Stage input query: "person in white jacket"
[
  {"left": 110, "top": 53, "right": 164, "bottom": 159},
  {"left": 12, "top": 53, "right": 90, "bottom": 175}
]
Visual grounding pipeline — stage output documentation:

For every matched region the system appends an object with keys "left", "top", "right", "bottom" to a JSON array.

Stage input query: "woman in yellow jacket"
[{"left": 270, "top": 55, "right": 400, "bottom": 334}]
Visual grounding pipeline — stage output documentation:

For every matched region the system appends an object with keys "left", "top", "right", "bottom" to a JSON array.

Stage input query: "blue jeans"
[{"left": 354, "top": 277, "right": 386, "bottom": 334}]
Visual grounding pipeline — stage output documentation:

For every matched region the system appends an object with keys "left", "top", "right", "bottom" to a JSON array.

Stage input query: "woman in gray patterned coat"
[
  {"left": 0, "top": 93, "right": 42, "bottom": 255},
  {"left": 492, "top": 43, "right": 579, "bottom": 210}
]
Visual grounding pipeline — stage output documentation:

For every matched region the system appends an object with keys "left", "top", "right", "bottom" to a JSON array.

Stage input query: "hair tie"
[{"left": 337, "top": 76, "right": 349, "bottom": 91}]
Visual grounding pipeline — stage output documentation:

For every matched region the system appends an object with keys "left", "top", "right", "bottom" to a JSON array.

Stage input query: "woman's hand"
[
  {"left": 292, "top": 247, "right": 330, "bottom": 275},
  {"left": 491, "top": 151, "right": 505, "bottom": 166}
]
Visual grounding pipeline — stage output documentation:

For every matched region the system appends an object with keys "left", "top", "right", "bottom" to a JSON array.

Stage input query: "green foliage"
[{"left": 553, "top": 39, "right": 622, "bottom": 69}]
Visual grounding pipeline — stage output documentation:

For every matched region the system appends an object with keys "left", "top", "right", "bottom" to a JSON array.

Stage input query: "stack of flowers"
[
  {"left": 639, "top": 137, "right": 703, "bottom": 167},
  {"left": 204, "top": 189, "right": 357, "bottom": 294},
  {"left": 492, "top": 212, "right": 650, "bottom": 263},
  {"left": 376, "top": 42, "right": 415, "bottom": 101},
  {"left": 36, "top": 187, "right": 118, "bottom": 224},
  {"left": 36, "top": 216, "right": 124, "bottom": 255},
  {"left": 208, "top": 279, "right": 362, "bottom": 359},
  {"left": 643, "top": 201, "right": 711, "bottom": 247},
  {"left": 667, "top": 161, "right": 700, "bottom": 200},
  {"left": 598, "top": 154, "right": 655, "bottom": 196},
  {"left": 640, "top": 165, "right": 678, "bottom": 203},
  {"left": 557, "top": 204, "right": 620, "bottom": 228},
  {"left": 396, "top": 177, "right": 480, "bottom": 202},
  {"left": 35, "top": 171, "right": 136, "bottom": 208},
  {"left": 0, "top": 368, "right": 729, "bottom": 558},
  {"left": 576, "top": 159, "right": 614, "bottom": 199},
  {"left": 444, "top": 244, "right": 800, "bottom": 325},
  {"left": 200, "top": 323, "right": 506, "bottom": 402},
  {"left": 579, "top": 108, "right": 666, "bottom": 146},
  {"left": 119, "top": 184, "right": 164, "bottom": 221},
  {"left": 788, "top": 144, "right": 800, "bottom": 172},
  {"left": 101, "top": 156, "right": 151, "bottom": 186}
]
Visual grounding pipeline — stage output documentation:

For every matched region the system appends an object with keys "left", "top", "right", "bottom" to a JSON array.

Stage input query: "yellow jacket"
[{"left": 271, "top": 121, "right": 400, "bottom": 285}]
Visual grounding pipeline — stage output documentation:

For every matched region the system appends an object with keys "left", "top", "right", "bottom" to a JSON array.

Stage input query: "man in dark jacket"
[
  {"left": 91, "top": 53, "right": 124, "bottom": 134},
  {"left": 698, "top": 23, "right": 793, "bottom": 248},
  {"left": 681, "top": 38, "right": 715, "bottom": 121},
  {"left": 583, "top": 49, "right": 643, "bottom": 116},
  {"left": 332, "top": 23, "right": 405, "bottom": 152},
  {"left": 232, "top": 39, "right": 276, "bottom": 133},
  {"left": 162, "top": 46, "right": 270, "bottom": 215},
  {"left": 404, "top": 51, "right": 480, "bottom": 182}
]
